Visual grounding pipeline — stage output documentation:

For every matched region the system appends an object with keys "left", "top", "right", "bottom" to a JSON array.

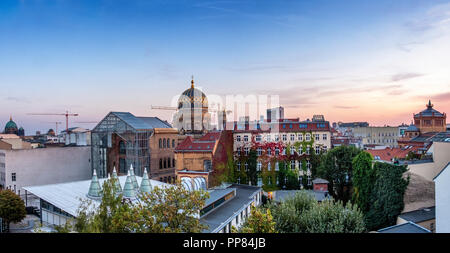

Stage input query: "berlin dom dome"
[{"left": 4, "top": 116, "right": 19, "bottom": 135}]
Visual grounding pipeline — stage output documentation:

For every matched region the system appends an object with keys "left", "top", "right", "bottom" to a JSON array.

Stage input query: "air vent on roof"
[{"left": 424, "top": 208, "right": 431, "bottom": 212}]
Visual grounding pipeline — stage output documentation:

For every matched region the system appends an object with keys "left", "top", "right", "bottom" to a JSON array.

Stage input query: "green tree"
[
  {"left": 267, "top": 191, "right": 365, "bottom": 233},
  {"left": 299, "top": 200, "right": 366, "bottom": 233},
  {"left": 317, "top": 146, "right": 361, "bottom": 203},
  {"left": 238, "top": 206, "right": 277, "bottom": 233},
  {"left": 0, "top": 189, "right": 26, "bottom": 232},
  {"left": 364, "top": 162, "right": 409, "bottom": 231},
  {"left": 352, "top": 151, "right": 375, "bottom": 214}
]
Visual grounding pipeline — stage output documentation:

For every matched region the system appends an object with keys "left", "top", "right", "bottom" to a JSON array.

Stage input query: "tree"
[
  {"left": 267, "top": 191, "right": 365, "bottom": 233},
  {"left": 364, "top": 162, "right": 409, "bottom": 231},
  {"left": 0, "top": 189, "right": 27, "bottom": 232},
  {"left": 238, "top": 206, "right": 277, "bottom": 233},
  {"left": 70, "top": 178, "right": 209, "bottom": 233},
  {"left": 316, "top": 146, "right": 361, "bottom": 203},
  {"left": 299, "top": 200, "right": 366, "bottom": 233},
  {"left": 352, "top": 151, "right": 375, "bottom": 214}
]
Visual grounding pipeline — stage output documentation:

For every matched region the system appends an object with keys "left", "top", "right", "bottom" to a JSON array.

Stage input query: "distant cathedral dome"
[{"left": 4, "top": 116, "right": 19, "bottom": 134}]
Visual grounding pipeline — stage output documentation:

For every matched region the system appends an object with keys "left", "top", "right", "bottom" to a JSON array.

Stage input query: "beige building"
[
  {"left": 407, "top": 141, "right": 450, "bottom": 181},
  {"left": 0, "top": 134, "right": 32, "bottom": 150},
  {"left": 351, "top": 126, "right": 400, "bottom": 147},
  {"left": 149, "top": 128, "right": 180, "bottom": 182}
]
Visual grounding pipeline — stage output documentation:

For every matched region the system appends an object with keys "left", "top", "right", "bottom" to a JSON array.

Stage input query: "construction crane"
[{"left": 28, "top": 111, "right": 79, "bottom": 134}]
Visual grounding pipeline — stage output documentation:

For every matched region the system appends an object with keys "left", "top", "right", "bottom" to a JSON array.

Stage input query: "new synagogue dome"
[{"left": 177, "top": 78, "right": 208, "bottom": 109}]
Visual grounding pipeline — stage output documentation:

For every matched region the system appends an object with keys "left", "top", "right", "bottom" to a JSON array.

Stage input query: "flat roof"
[
  {"left": 272, "top": 190, "right": 331, "bottom": 202},
  {"left": 23, "top": 176, "right": 170, "bottom": 217},
  {"left": 200, "top": 184, "right": 261, "bottom": 233}
]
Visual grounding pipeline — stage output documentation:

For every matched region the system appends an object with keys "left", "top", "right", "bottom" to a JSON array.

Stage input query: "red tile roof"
[
  {"left": 367, "top": 146, "right": 422, "bottom": 162},
  {"left": 175, "top": 132, "right": 221, "bottom": 152}
]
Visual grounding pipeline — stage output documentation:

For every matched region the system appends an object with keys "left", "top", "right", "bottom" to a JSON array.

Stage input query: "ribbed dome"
[
  {"left": 4, "top": 116, "right": 18, "bottom": 133},
  {"left": 178, "top": 79, "right": 208, "bottom": 109}
]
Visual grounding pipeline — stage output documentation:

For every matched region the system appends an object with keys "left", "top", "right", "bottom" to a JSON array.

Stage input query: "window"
[
  {"left": 244, "top": 147, "right": 249, "bottom": 156},
  {"left": 298, "top": 134, "right": 303, "bottom": 141},
  {"left": 164, "top": 158, "right": 167, "bottom": 168},
  {"left": 168, "top": 158, "right": 171, "bottom": 168},
  {"left": 315, "top": 146, "right": 320, "bottom": 154},
  {"left": 172, "top": 139, "right": 175, "bottom": 148},
  {"left": 119, "top": 141, "right": 126, "bottom": 154},
  {"left": 237, "top": 162, "right": 241, "bottom": 171},
  {"left": 163, "top": 139, "right": 166, "bottom": 148},
  {"left": 290, "top": 134, "right": 295, "bottom": 141},
  {"left": 257, "top": 147, "right": 262, "bottom": 156},
  {"left": 204, "top": 160, "right": 212, "bottom": 172},
  {"left": 306, "top": 146, "right": 310, "bottom": 155},
  {"left": 11, "top": 173, "right": 16, "bottom": 182},
  {"left": 323, "top": 134, "right": 327, "bottom": 140},
  {"left": 267, "top": 148, "right": 272, "bottom": 155},
  {"left": 306, "top": 160, "right": 311, "bottom": 170},
  {"left": 119, "top": 158, "right": 126, "bottom": 173},
  {"left": 275, "top": 135, "right": 279, "bottom": 141},
  {"left": 173, "top": 158, "right": 176, "bottom": 168},
  {"left": 159, "top": 139, "right": 162, "bottom": 148},
  {"left": 314, "top": 134, "right": 319, "bottom": 141},
  {"left": 255, "top": 135, "right": 262, "bottom": 142},
  {"left": 268, "top": 162, "right": 271, "bottom": 171},
  {"left": 257, "top": 162, "right": 262, "bottom": 171},
  {"left": 275, "top": 148, "right": 280, "bottom": 155},
  {"left": 244, "top": 135, "right": 249, "bottom": 142},
  {"left": 305, "top": 133, "right": 311, "bottom": 141},
  {"left": 282, "top": 134, "right": 287, "bottom": 141},
  {"left": 275, "top": 162, "right": 279, "bottom": 171},
  {"left": 298, "top": 146, "right": 302, "bottom": 154},
  {"left": 282, "top": 149, "right": 286, "bottom": 155},
  {"left": 266, "top": 134, "right": 271, "bottom": 142},
  {"left": 291, "top": 160, "right": 295, "bottom": 170},
  {"left": 290, "top": 148, "right": 294, "bottom": 155},
  {"left": 236, "top": 135, "right": 241, "bottom": 142},
  {"left": 245, "top": 163, "right": 248, "bottom": 171},
  {"left": 167, "top": 138, "right": 171, "bottom": 148},
  {"left": 237, "top": 147, "right": 241, "bottom": 155}
]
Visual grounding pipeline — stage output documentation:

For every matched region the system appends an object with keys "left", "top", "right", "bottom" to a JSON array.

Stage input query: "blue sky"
[{"left": 1, "top": 0, "right": 450, "bottom": 134}]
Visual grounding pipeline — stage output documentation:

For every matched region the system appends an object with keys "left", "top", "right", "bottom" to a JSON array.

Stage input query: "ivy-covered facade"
[{"left": 229, "top": 118, "right": 331, "bottom": 191}]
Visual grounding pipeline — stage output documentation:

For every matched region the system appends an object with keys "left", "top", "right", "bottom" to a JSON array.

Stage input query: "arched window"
[
  {"left": 173, "top": 158, "right": 176, "bottom": 168},
  {"left": 167, "top": 138, "right": 171, "bottom": 148},
  {"left": 163, "top": 139, "right": 166, "bottom": 148},
  {"left": 159, "top": 139, "right": 162, "bottom": 148},
  {"left": 164, "top": 158, "right": 167, "bottom": 168},
  {"left": 159, "top": 159, "right": 163, "bottom": 169},
  {"left": 168, "top": 158, "right": 171, "bottom": 168},
  {"left": 172, "top": 139, "right": 175, "bottom": 148}
]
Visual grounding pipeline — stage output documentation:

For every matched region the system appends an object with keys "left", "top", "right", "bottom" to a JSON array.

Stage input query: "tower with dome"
[
  {"left": 172, "top": 78, "right": 211, "bottom": 136},
  {"left": 3, "top": 116, "right": 25, "bottom": 136}
]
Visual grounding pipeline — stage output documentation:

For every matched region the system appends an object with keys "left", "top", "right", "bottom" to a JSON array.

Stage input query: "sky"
[{"left": 1, "top": 0, "right": 450, "bottom": 134}]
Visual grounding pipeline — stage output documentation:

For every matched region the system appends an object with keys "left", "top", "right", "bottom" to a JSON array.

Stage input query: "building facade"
[
  {"left": 232, "top": 117, "right": 331, "bottom": 189},
  {"left": 0, "top": 146, "right": 91, "bottom": 194},
  {"left": 351, "top": 126, "right": 400, "bottom": 148},
  {"left": 414, "top": 100, "right": 446, "bottom": 134}
]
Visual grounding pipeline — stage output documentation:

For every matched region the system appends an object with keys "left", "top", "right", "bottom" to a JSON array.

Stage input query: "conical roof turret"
[
  {"left": 130, "top": 164, "right": 139, "bottom": 190},
  {"left": 87, "top": 170, "right": 102, "bottom": 199},
  {"left": 123, "top": 169, "right": 136, "bottom": 199},
  {"left": 139, "top": 168, "right": 152, "bottom": 194},
  {"left": 112, "top": 167, "right": 122, "bottom": 193}
]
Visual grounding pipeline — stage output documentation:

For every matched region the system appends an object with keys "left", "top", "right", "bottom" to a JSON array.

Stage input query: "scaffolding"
[{"left": 91, "top": 112, "right": 153, "bottom": 178}]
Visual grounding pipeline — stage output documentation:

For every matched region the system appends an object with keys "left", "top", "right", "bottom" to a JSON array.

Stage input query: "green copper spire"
[
  {"left": 87, "top": 169, "right": 102, "bottom": 199},
  {"left": 123, "top": 169, "right": 136, "bottom": 199},
  {"left": 112, "top": 167, "right": 122, "bottom": 193},
  {"left": 130, "top": 164, "right": 139, "bottom": 190},
  {"left": 139, "top": 168, "right": 152, "bottom": 193}
]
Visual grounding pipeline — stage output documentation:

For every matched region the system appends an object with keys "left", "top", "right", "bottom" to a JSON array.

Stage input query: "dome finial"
[
  {"left": 427, "top": 100, "right": 433, "bottom": 109},
  {"left": 191, "top": 75, "right": 194, "bottom": 89},
  {"left": 10, "top": 115, "right": 12, "bottom": 121}
]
